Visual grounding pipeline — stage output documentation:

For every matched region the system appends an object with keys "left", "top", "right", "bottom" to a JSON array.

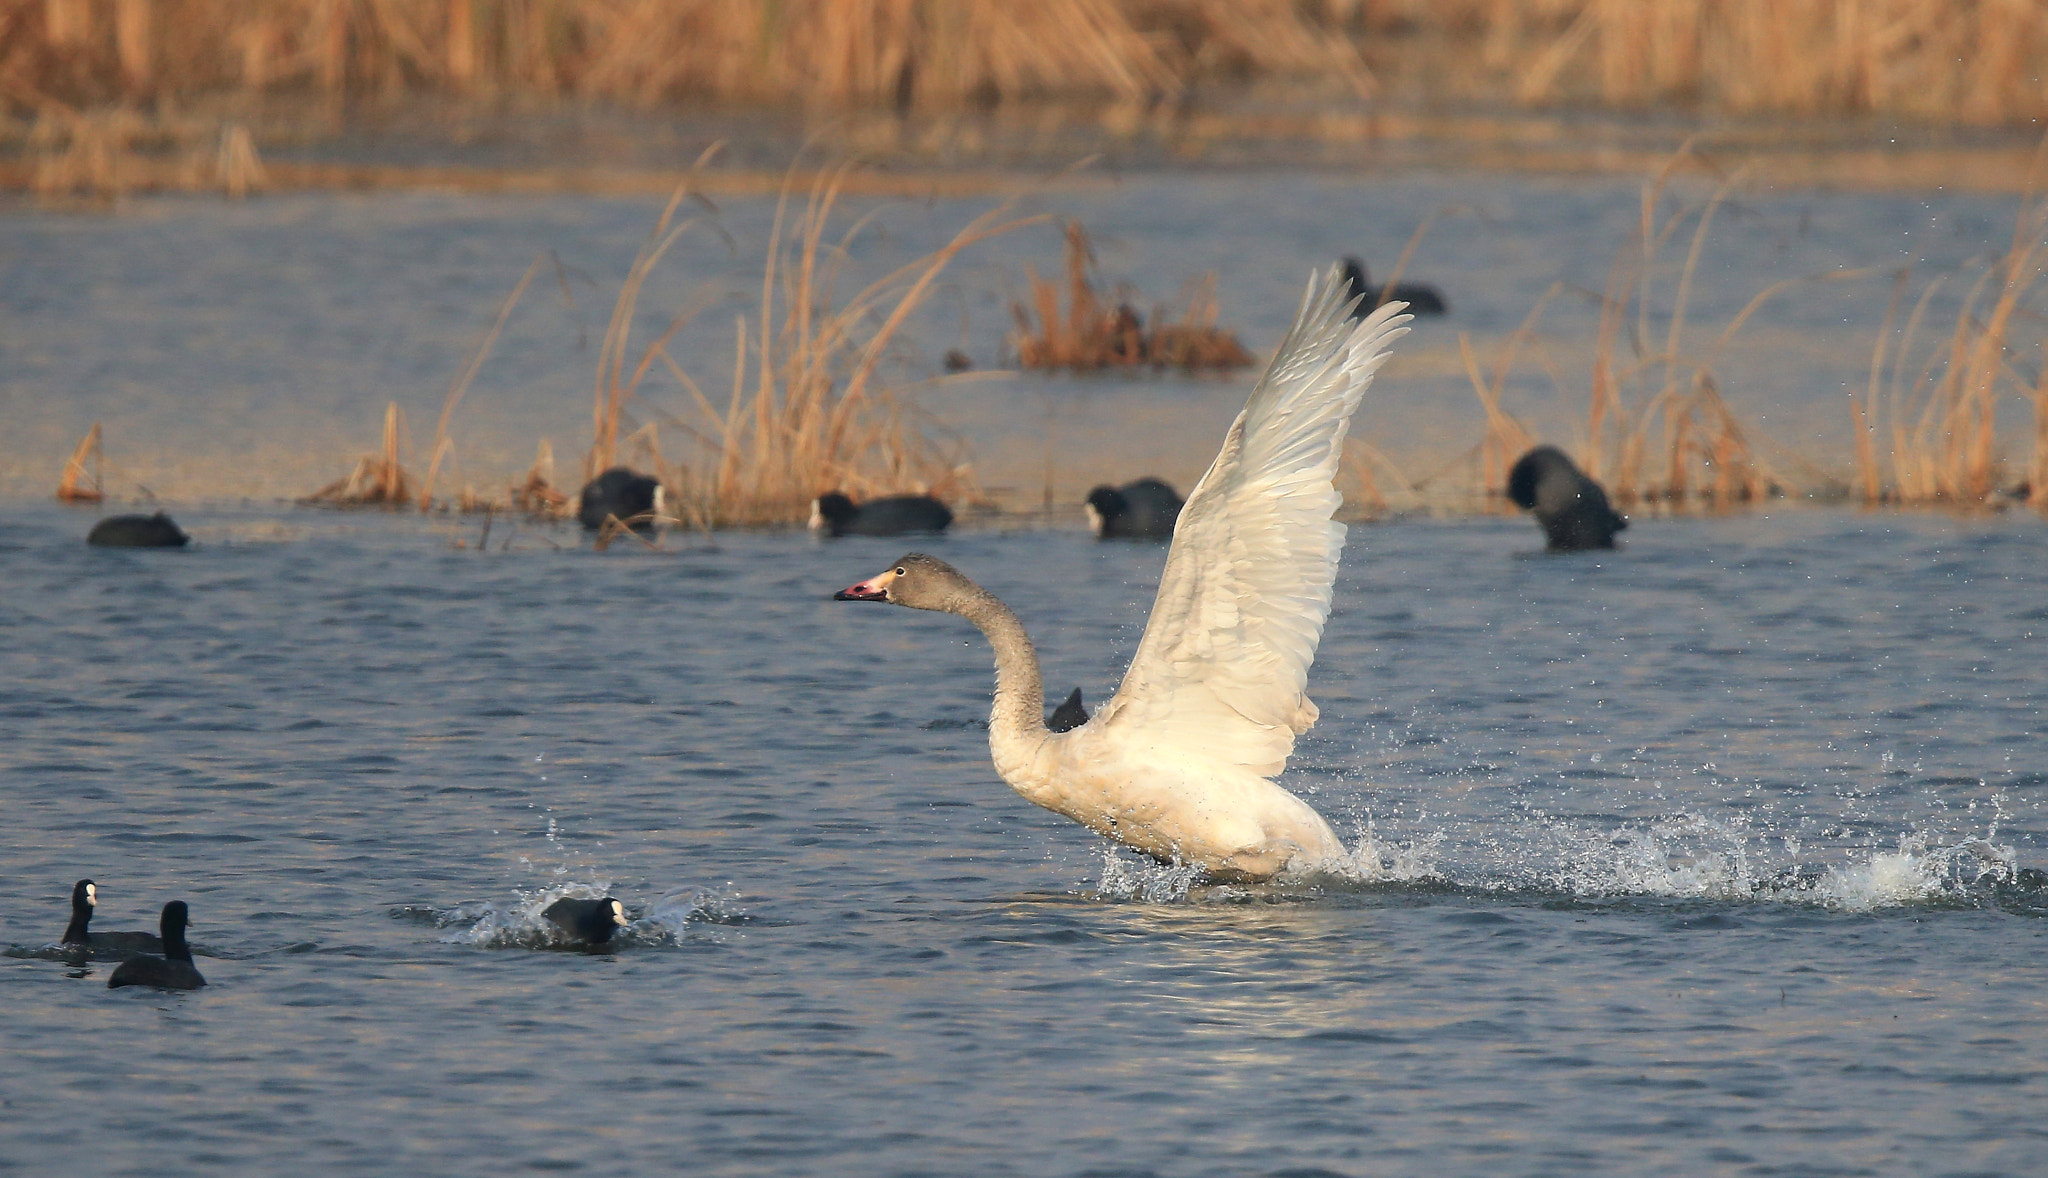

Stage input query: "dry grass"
[
  {"left": 586, "top": 162, "right": 1044, "bottom": 528},
  {"left": 1447, "top": 0, "right": 2048, "bottom": 127},
  {"left": 4, "top": 1, "right": 2044, "bottom": 129},
  {"left": 290, "top": 156, "right": 1038, "bottom": 528},
  {"left": 55, "top": 420, "right": 104, "bottom": 502},
  {"left": 1445, "top": 145, "right": 1909, "bottom": 510},
  {"left": 304, "top": 401, "right": 412, "bottom": 507},
  {"left": 1854, "top": 189, "right": 2048, "bottom": 507},
  {"left": 0, "top": 0, "right": 1363, "bottom": 115},
  {"left": 1011, "top": 220, "right": 1251, "bottom": 372}
]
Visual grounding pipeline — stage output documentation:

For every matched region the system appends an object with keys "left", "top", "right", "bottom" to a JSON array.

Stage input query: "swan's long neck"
[{"left": 954, "top": 588, "right": 1046, "bottom": 745}]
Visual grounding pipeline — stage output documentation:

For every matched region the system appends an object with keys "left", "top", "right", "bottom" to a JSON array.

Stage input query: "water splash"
[
  {"left": 1077, "top": 807, "right": 2031, "bottom": 912},
  {"left": 433, "top": 880, "right": 745, "bottom": 949}
]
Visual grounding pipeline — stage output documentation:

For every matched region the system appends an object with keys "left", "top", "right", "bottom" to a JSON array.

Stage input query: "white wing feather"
[{"left": 1094, "top": 268, "right": 1411, "bottom": 776}]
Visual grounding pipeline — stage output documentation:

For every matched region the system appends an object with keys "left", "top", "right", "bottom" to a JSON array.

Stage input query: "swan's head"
[{"left": 833, "top": 553, "right": 975, "bottom": 613}]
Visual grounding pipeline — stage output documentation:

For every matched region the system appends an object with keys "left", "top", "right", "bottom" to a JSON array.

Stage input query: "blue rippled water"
[{"left": 2, "top": 501, "right": 2043, "bottom": 1176}]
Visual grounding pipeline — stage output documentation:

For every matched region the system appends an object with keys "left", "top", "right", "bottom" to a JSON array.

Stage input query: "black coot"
[
  {"left": 61, "top": 879, "right": 164, "bottom": 957},
  {"left": 542, "top": 897, "right": 629, "bottom": 946},
  {"left": 1084, "top": 478, "right": 1183, "bottom": 540},
  {"left": 1339, "top": 257, "right": 1446, "bottom": 317},
  {"left": 1506, "top": 445, "right": 1628, "bottom": 551},
  {"left": 809, "top": 492, "right": 953, "bottom": 538},
  {"left": 87, "top": 513, "right": 189, "bottom": 547},
  {"left": 577, "top": 468, "right": 662, "bottom": 533},
  {"left": 107, "top": 901, "right": 205, "bottom": 990}
]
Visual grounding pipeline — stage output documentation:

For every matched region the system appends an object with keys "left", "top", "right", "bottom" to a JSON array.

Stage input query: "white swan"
[{"left": 834, "top": 268, "right": 1411, "bottom": 881}]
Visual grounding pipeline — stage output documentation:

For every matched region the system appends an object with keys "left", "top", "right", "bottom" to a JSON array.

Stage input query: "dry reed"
[
  {"left": 0, "top": 0, "right": 1361, "bottom": 115},
  {"left": 592, "top": 162, "right": 1045, "bottom": 527},
  {"left": 304, "top": 401, "right": 413, "bottom": 507},
  {"left": 55, "top": 421, "right": 104, "bottom": 503},
  {"left": 4, "top": 1, "right": 2042, "bottom": 130},
  {"left": 1011, "top": 221, "right": 1251, "bottom": 372},
  {"left": 1453, "top": 146, "right": 1903, "bottom": 510},
  {"left": 1853, "top": 189, "right": 2048, "bottom": 507}
]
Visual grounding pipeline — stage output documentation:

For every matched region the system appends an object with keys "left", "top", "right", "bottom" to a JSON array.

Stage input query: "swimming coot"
[
  {"left": 86, "top": 513, "right": 189, "bottom": 548},
  {"left": 1339, "top": 257, "right": 1446, "bottom": 317},
  {"left": 106, "top": 901, "right": 205, "bottom": 990},
  {"left": 576, "top": 468, "right": 663, "bottom": 533},
  {"left": 541, "top": 897, "right": 629, "bottom": 946},
  {"left": 1084, "top": 478, "right": 1183, "bottom": 540},
  {"left": 61, "top": 879, "right": 164, "bottom": 957},
  {"left": 809, "top": 492, "right": 953, "bottom": 538},
  {"left": 1505, "top": 445, "right": 1628, "bottom": 552}
]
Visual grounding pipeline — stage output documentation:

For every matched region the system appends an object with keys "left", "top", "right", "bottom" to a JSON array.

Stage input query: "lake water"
[{"left": 2, "top": 498, "right": 2045, "bottom": 1176}]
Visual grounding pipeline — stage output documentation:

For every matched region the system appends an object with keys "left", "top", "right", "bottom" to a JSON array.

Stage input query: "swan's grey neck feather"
[{"left": 953, "top": 584, "right": 1047, "bottom": 742}]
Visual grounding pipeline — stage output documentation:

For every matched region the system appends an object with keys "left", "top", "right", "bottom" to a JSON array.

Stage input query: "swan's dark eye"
[{"left": 895, "top": 566, "right": 906, "bottom": 576}]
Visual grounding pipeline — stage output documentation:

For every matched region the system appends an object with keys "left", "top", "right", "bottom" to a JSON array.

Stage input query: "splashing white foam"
[
  {"left": 1810, "top": 835, "right": 2018, "bottom": 912},
  {"left": 442, "top": 880, "right": 742, "bottom": 948}
]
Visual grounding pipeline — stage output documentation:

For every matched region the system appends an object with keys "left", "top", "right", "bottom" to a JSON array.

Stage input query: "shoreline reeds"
[
  {"left": 4, "top": 1, "right": 2043, "bottom": 134},
  {"left": 639, "top": 164, "right": 1044, "bottom": 527},
  {"left": 1853, "top": 188, "right": 2048, "bottom": 507}
]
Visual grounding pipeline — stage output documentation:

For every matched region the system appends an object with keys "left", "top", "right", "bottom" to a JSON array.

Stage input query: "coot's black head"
[
  {"left": 1340, "top": 256, "right": 1369, "bottom": 294},
  {"left": 1506, "top": 445, "right": 1575, "bottom": 511},
  {"left": 159, "top": 901, "right": 192, "bottom": 959},
  {"left": 1083, "top": 485, "right": 1128, "bottom": 536},
  {"left": 63, "top": 879, "right": 97, "bottom": 943},
  {"left": 809, "top": 492, "right": 859, "bottom": 535}
]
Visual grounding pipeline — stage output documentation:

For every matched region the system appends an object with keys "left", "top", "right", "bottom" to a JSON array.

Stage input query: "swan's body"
[{"left": 835, "top": 270, "right": 1410, "bottom": 881}]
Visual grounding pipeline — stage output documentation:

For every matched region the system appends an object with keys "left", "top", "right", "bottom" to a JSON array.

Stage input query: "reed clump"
[
  {"left": 584, "top": 165, "right": 1042, "bottom": 528},
  {"left": 1011, "top": 221, "right": 1251, "bottom": 372},
  {"left": 1455, "top": 148, "right": 1843, "bottom": 511},
  {"left": 304, "top": 402, "right": 413, "bottom": 507},
  {"left": 1854, "top": 191, "right": 2048, "bottom": 508}
]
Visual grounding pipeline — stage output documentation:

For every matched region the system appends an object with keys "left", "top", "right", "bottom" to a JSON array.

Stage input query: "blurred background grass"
[{"left": 4, "top": 1, "right": 2043, "bottom": 126}]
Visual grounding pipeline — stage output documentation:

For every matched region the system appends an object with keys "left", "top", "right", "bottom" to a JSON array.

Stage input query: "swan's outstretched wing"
[{"left": 1095, "top": 268, "right": 1410, "bottom": 777}]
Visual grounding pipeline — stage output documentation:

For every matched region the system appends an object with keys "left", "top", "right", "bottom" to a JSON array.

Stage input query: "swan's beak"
[{"left": 833, "top": 568, "right": 896, "bottom": 602}]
